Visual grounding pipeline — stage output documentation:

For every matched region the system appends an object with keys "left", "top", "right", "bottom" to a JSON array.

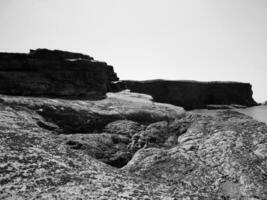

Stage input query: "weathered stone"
[
  {"left": 124, "top": 80, "right": 258, "bottom": 109},
  {"left": 206, "top": 104, "right": 247, "bottom": 109},
  {"left": 0, "top": 49, "right": 122, "bottom": 98},
  {"left": 0, "top": 90, "right": 184, "bottom": 134},
  {"left": 128, "top": 118, "right": 192, "bottom": 151},
  {"left": 0, "top": 91, "right": 184, "bottom": 171},
  {"left": 60, "top": 133, "right": 132, "bottom": 168},
  {"left": 123, "top": 111, "right": 267, "bottom": 199},
  {"left": 1, "top": 49, "right": 265, "bottom": 200},
  {"left": 104, "top": 120, "right": 145, "bottom": 137},
  {"left": 0, "top": 103, "right": 175, "bottom": 199},
  {"left": 0, "top": 91, "right": 267, "bottom": 199}
]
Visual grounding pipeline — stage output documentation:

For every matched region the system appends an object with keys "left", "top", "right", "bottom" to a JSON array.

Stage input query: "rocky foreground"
[{"left": 0, "top": 90, "right": 267, "bottom": 200}]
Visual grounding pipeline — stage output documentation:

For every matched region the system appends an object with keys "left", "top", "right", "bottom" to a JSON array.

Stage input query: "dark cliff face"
[
  {"left": 123, "top": 80, "right": 257, "bottom": 110},
  {"left": 0, "top": 49, "right": 120, "bottom": 98}
]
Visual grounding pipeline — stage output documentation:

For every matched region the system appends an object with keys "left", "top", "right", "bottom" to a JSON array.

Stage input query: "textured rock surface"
[
  {"left": 0, "top": 104, "right": 175, "bottom": 199},
  {"left": 0, "top": 49, "right": 122, "bottom": 98},
  {"left": 0, "top": 91, "right": 184, "bottom": 169},
  {"left": 0, "top": 90, "right": 266, "bottom": 199},
  {"left": 0, "top": 91, "right": 267, "bottom": 200},
  {"left": 124, "top": 80, "right": 257, "bottom": 109},
  {"left": 1, "top": 49, "right": 265, "bottom": 199},
  {"left": 0, "top": 91, "right": 186, "bottom": 199},
  {"left": 123, "top": 111, "right": 267, "bottom": 199},
  {"left": 206, "top": 104, "right": 247, "bottom": 109}
]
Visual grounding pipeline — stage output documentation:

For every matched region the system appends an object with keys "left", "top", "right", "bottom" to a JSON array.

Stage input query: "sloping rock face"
[
  {"left": 124, "top": 111, "right": 267, "bottom": 199},
  {"left": 0, "top": 49, "right": 121, "bottom": 98},
  {"left": 0, "top": 91, "right": 185, "bottom": 199},
  {"left": 124, "top": 80, "right": 257, "bottom": 109},
  {"left": 0, "top": 91, "right": 185, "bottom": 169}
]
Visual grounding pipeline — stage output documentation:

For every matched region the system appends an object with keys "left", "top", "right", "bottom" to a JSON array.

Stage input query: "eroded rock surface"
[
  {"left": 0, "top": 91, "right": 266, "bottom": 199},
  {"left": 123, "top": 111, "right": 267, "bottom": 199},
  {"left": 0, "top": 103, "right": 175, "bottom": 199},
  {"left": 0, "top": 91, "right": 185, "bottom": 170},
  {"left": 0, "top": 49, "right": 123, "bottom": 98},
  {"left": 124, "top": 80, "right": 257, "bottom": 109}
]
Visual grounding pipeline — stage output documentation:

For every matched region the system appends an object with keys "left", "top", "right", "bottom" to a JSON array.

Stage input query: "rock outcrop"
[
  {"left": 123, "top": 111, "right": 267, "bottom": 199},
  {"left": 0, "top": 91, "right": 187, "bottom": 199},
  {"left": 0, "top": 49, "right": 122, "bottom": 99},
  {"left": 0, "top": 91, "right": 267, "bottom": 199},
  {"left": 124, "top": 80, "right": 257, "bottom": 110},
  {"left": 0, "top": 90, "right": 185, "bottom": 169},
  {"left": 0, "top": 49, "right": 266, "bottom": 199}
]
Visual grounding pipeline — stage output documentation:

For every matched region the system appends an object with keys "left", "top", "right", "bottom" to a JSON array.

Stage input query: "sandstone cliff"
[
  {"left": 124, "top": 80, "right": 257, "bottom": 110},
  {"left": 0, "top": 49, "right": 120, "bottom": 98}
]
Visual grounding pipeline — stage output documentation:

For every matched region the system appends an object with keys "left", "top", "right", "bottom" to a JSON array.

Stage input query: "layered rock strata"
[
  {"left": 124, "top": 80, "right": 257, "bottom": 109},
  {"left": 0, "top": 49, "right": 265, "bottom": 199},
  {"left": 0, "top": 49, "right": 121, "bottom": 98}
]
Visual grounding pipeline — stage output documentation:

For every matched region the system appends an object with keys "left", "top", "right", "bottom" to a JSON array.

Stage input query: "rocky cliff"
[
  {"left": 124, "top": 80, "right": 257, "bottom": 110},
  {"left": 0, "top": 49, "right": 120, "bottom": 99},
  {"left": 0, "top": 49, "right": 266, "bottom": 199}
]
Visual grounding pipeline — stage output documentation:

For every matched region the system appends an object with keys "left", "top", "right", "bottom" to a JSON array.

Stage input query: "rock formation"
[
  {"left": 0, "top": 91, "right": 267, "bottom": 199},
  {"left": 0, "top": 49, "right": 266, "bottom": 199},
  {"left": 124, "top": 80, "right": 257, "bottom": 109},
  {"left": 0, "top": 91, "right": 186, "bottom": 199},
  {"left": 0, "top": 49, "right": 121, "bottom": 99},
  {"left": 0, "top": 90, "right": 185, "bottom": 169},
  {"left": 124, "top": 111, "right": 267, "bottom": 199}
]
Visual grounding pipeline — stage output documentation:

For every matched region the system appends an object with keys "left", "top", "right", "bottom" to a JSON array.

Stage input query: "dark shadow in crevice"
[
  {"left": 64, "top": 139, "right": 133, "bottom": 168},
  {"left": 105, "top": 156, "right": 132, "bottom": 168}
]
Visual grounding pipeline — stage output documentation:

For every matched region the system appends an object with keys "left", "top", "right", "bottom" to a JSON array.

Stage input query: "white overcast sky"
[{"left": 0, "top": 0, "right": 266, "bottom": 102}]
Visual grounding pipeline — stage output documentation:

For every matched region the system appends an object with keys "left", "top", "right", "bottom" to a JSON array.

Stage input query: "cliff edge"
[
  {"left": 0, "top": 49, "right": 266, "bottom": 199},
  {"left": 0, "top": 49, "right": 120, "bottom": 99},
  {"left": 124, "top": 79, "right": 257, "bottom": 110}
]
